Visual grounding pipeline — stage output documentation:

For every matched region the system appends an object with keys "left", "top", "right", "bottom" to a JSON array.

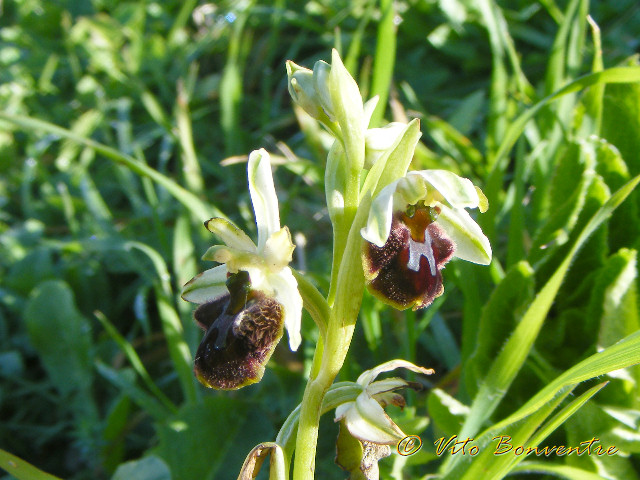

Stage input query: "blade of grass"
[
  {"left": 94, "top": 311, "right": 179, "bottom": 414},
  {"left": 0, "top": 112, "right": 222, "bottom": 221},
  {"left": 369, "top": 0, "right": 397, "bottom": 127},
  {"left": 126, "top": 241, "right": 198, "bottom": 404},
  {"left": 442, "top": 174, "right": 640, "bottom": 473},
  {"left": 0, "top": 449, "right": 63, "bottom": 480},
  {"left": 462, "top": 383, "right": 607, "bottom": 480}
]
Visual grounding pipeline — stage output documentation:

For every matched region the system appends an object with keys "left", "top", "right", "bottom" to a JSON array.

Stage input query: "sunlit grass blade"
[
  {"left": 512, "top": 462, "right": 608, "bottom": 480},
  {"left": 0, "top": 112, "right": 221, "bottom": 221},
  {"left": 465, "top": 382, "right": 607, "bottom": 480},
  {"left": 0, "top": 449, "right": 63, "bottom": 480},
  {"left": 126, "top": 242, "right": 198, "bottom": 404},
  {"left": 369, "top": 0, "right": 397, "bottom": 126}
]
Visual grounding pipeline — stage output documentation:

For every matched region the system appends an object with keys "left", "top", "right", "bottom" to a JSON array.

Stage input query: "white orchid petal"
[
  {"left": 363, "top": 95, "right": 379, "bottom": 129},
  {"left": 415, "top": 170, "right": 480, "bottom": 209},
  {"left": 335, "top": 401, "right": 354, "bottom": 422},
  {"left": 263, "top": 227, "right": 295, "bottom": 271},
  {"left": 367, "top": 378, "right": 411, "bottom": 396},
  {"left": 360, "top": 180, "right": 399, "bottom": 247},
  {"left": 364, "top": 122, "right": 409, "bottom": 169},
  {"left": 357, "top": 359, "right": 434, "bottom": 387},
  {"left": 181, "top": 265, "right": 229, "bottom": 304},
  {"left": 267, "top": 267, "right": 302, "bottom": 351},
  {"left": 204, "top": 217, "right": 256, "bottom": 252},
  {"left": 343, "top": 393, "right": 407, "bottom": 445},
  {"left": 437, "top": 204, "right": 492, "bottom": 265},
  {"left": 248, "top": 149, "right": 281, "bottom": 251}
]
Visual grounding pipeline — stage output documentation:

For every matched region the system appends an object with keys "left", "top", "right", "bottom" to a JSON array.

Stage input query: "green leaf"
[
  {"left": 464, "top": 261, "right": 535, "bottom": 398},
  {"left": 24, "top": 280, "right": 93, "bottom": 397},
  {"left": 153, "top": 397, "right": 274, "bottom": 480},
  {"left": 427, "top": 389, "right": 469, "bottom": 439},
  {"left": 0, "top": 449, "right": 62, "bottom": 480},
  {"left": 601, "top": 59, "right": 640, "bottom": 176},
  {"left": 529, "top": 142, "right": 593, "bottom": 264},
  {"left": 441, "top": 175, "right": 640, "bottom": 474},
  {"left": 111, "top": 456, "right": 171, "bottom": 480}
]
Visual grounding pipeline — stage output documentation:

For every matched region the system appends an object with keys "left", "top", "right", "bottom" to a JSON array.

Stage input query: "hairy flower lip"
[
  {"left": 193, "top": 272, "right": 285, "bottom": 390},
  {"left": 362, "top": 209, "right": 455, "bottom": 310}
]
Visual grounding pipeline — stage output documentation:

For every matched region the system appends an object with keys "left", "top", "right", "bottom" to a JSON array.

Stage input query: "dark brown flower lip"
[
  {"left": 192, "top": 271, "right": 284, "bottom": 390},
  {"left": 362, "top": 206, "right": 455, "bottom": 310}
]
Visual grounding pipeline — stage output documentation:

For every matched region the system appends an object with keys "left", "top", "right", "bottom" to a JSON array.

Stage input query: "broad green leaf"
[
  {"left": 427, "top": 389, "right": 469, "bottom": 439},
  {"left": 566, "top": 403, "right": 640, "bottom": 479},
  {"left": 0, "top": 449, "right": 62, "bottom": 480},
  {"left": 24, "top": 281, "right": 94, "bottom": 405},
  {"left": 529, "top": 142, "right": 593, "bottom": 264},
  {"left": 592, "top": 137, "right": 640, "bottom": 252},
  {"left": 111, "top": 456, "right": 171, "bottom": 480},
  {"left": 153, "top": 397, "right": 274, "bottom": 480},
  {"left": 601, "top": 58, "right": 640, "bottom": 176},
  {"left": 464, "top": 261, "right": 534, "bottom": 398}
]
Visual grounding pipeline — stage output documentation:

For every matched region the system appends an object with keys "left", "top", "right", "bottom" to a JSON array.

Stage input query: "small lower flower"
[{"left": 335, "top": 360, "right": 434, "bottom": 446}]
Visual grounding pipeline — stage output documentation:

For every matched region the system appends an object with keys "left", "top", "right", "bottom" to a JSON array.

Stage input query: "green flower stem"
[{"left": 292, "top": 202, "right": 369, "bottom": 480}]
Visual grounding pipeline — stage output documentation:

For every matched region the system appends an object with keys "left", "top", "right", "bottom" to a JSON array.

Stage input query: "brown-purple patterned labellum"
[
  {"left": 362, "top": 205, "right": 455, "bottom": 310},
  {"left": 193, "top": 270, "right": 284, "bottom": 390}
]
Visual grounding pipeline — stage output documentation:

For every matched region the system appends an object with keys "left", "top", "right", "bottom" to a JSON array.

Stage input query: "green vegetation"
[{"left": 1, "top": 1, "right": 640, "bottom": 479}]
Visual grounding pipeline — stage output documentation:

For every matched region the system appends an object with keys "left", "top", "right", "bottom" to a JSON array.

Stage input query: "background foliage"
[{"left": 1, "top": 0, "right": 640, "bottom": 479}]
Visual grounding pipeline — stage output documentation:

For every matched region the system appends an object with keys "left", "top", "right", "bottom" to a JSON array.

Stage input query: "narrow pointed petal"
[
  {"left": 267, "top": 267, "right": 303, "bottom": 351},
  {"left": 248, "top": 149, "right": 281, "bottom": 251},
  {"left": 437, "top": 204, "right": 492, "bottom": 265},
  {"left": 357, "top": 359, "right": 434, "bottom": 386},
  {"left": 366, "top": 378, "right": 411, "bottom": 396},
  {"left": 181, "top": 265, "right": 229, "bottom": 304},
  {"left": 204, "top": 217, "right": 256, "bottom": 252}
]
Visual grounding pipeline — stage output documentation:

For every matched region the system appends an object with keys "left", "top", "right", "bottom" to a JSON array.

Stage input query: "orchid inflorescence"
[{"left": 181, "top": 50, "right": 491, "bottom": 480}]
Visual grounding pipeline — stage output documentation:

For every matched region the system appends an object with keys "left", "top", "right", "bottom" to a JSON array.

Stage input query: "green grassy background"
[{"left": 1, "top": 1, "right": 640, "bottom": 479}]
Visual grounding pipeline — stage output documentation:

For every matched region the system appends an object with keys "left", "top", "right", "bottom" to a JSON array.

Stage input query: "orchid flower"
[
  {"left": 361, "top": 170, "right": 491, "bottom": 310},
  {"left": 181, "top": 149, "right": 302, "bottom": 390},
  {"left": 335, "top": 360, "right": 434, "bottom": 445}
]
